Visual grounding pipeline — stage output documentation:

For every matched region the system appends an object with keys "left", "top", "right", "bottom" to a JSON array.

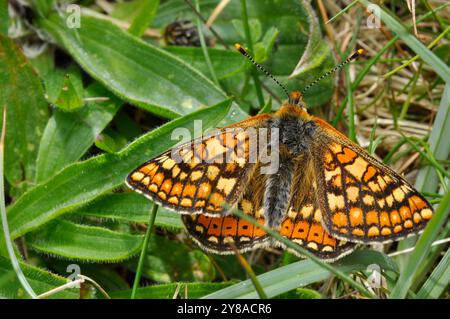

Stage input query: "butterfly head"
[{"left": 288, "top": 91, "right": 308, "bottom": 112}]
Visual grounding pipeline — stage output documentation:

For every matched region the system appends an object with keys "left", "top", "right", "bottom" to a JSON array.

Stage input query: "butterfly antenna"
[
  {"left": 301, "top": 49, "right": 364, "bottom": 94},
  {"left": 235, "top": 43, "right": 290, "bottom": 100}
]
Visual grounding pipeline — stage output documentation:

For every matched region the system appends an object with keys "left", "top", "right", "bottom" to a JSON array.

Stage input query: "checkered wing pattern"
[
  {"left": 311, "top": 122, "right": 433, "bottom": 243},
  {"left": 278, "top": 160, "right": 356, "bottom": 261},
  {"left": 126, "top": 114, "right": 271, "bottom": 216},
  {"left": 182, "top": 164, "right": 269, "bottom": 253}
]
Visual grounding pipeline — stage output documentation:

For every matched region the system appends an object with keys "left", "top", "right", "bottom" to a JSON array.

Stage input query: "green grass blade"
[
  {"left": 1, "top": 99, "right": 230, "bottom": 247},
  {"left": 359, "top": 0, "right": 450, "bottom": 83},
  {"left": 0, "top": 255, "right": 78, "bottom": 299},
  {"left": 326, "top": 0, "right": 358, "bottom": 24},
  {"left": 390, "top": 190, "right": 450, "bottom": 298},
  {"left": 415, "top": 83, "right": 450, "bottom": 193},
  {"left": 232, "top": 209, "right": 376, "bottom": 298},
  {"left": 72, "top": 193, "right": 182, "bottom": 229},
  {"left": 397, "top": 84, "right": 450, "bottom": 266},
  {"left": 204, "top": 251, "right": 396, "bottom": 299},
  {"left": 0, "top": 35, "right": 49, "bottom": 195},
  {"left": 0, "top": 108, "right": 37, "bottom": 298},
  {"left": 27, "top": 219, "right": 143, "bottom": 262},
  {"left": 131, "top": 204, "right": 158, "bottom": 299},
  {"left": 416, "top": 247, "right": 450, "bottom": 298},
  {"left": 36, "top": 83, "right": 122, "bottom": 182},
  {"left": 128, "top": 0, "right": 160, "bottom": 37}
]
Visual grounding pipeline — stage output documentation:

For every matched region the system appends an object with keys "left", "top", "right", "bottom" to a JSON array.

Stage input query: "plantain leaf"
[
  {"left": 27, "top": 219, "right": 143, "bottom": 262},
  {"left": 72, "top": 192, "right": 183, "bottom": 229},
  {"left": 0, "top": 35, "right": 49, "bottom": 195},
  {"left": 38, "top": 12, "right": 247, "bottom": 121},
  {"left": 290, "top": 0, "right": 331, "bottom": 78}
]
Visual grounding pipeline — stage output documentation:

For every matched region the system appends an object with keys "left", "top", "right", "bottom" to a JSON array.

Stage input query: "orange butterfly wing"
[
  {"left": 277, "top": 159, "right": 356, "bottom": 261},
  {"left": 182, "top": 163, "right": 269, "bottom": 253},
  {"left": 311, "top": 118, "right": 433, "bottom": 243},
  {"left": 126, "top": 114, "right": 271, "bottom": 216}
]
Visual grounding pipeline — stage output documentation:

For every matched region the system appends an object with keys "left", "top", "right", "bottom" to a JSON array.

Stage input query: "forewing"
[
  {"left": 311, "top": 122, "right": 434, "bottom": 243},
  {"left": 126, "top": 114, "right": 271, "bottom": 215}
]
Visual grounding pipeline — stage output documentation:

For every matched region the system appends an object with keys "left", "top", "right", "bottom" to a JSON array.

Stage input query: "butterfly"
[{"left": 126, "top": 46, "right": 434, "bottom": 262}]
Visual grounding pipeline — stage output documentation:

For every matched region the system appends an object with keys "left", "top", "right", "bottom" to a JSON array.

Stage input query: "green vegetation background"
[{"left": 0, "top": 0, "right": 448, "bottom": 299}]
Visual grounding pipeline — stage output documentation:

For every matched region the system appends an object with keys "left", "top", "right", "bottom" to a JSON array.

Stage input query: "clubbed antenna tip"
[{"left": 301, "top": 48, "right": 365, "bottom": 94}]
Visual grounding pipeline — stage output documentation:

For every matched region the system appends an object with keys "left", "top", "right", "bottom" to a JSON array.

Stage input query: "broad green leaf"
[
  {"left": 3, "top": 99, "right": 230, "bottom": 246},
  {"left": 126, "top": 235, "right": 214, "bottom": 283},
  {"left": 27, "top": 220, "right": 143, "bottom": 261},
  {"left": 165, "top": 47, "right": 245, "bottom": 80},
  {"left": 416, "top": 247, "right": 450, "bottom": 298},
  {"left": 128, "top": 0, "right": 160, "bottom": 37},
  {"left": 36, "top": 83, "right": 122, "bottom": 182},
  {"left": 38, "top": 12, "right": 246, "bottom": 121},
  {"left": 73, "top": 193, "right": 183, "bottom": 229},
  {"left": 203, "top": 250, "right": 397, "bottom": 299},
  {"left": 0, "top": 35, "right": 49, "bottom": 195},
  {"left": 359, "top": 0, "right": 450, "bottom": 83},
  {"left": 110, "top": 282, "right": 234, "bottom": 299},
  {"left": 0, "top": 256, "right": 78, "bottom": 299},
  {"left": 290, "top": 0, "right": 331, "bottom": 78}
]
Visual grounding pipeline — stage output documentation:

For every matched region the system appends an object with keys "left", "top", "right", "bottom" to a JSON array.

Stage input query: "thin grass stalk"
[
  {"left": 390, "top": 190, "right": 450, "bottom": 298},
  {"left": 232, "top": 209, "right": 376, "bottom": 298},
  {"left": 240, "top": 0, "right": 265, "bottom": 107},
  {"left": 131, "top": 204, "right": 158, "bottom": 299},
  {"left": 231, "top": 245, "right": 268, "bottom": 299},
  {"left": 384, "top": 25, "right": 450, "bottom": 78},
  {"left": 195, "top": 0, "right": 219, "bottom": 86},
  {"left": 0, "top": 108, "right": 37, "bottom": 299}
]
